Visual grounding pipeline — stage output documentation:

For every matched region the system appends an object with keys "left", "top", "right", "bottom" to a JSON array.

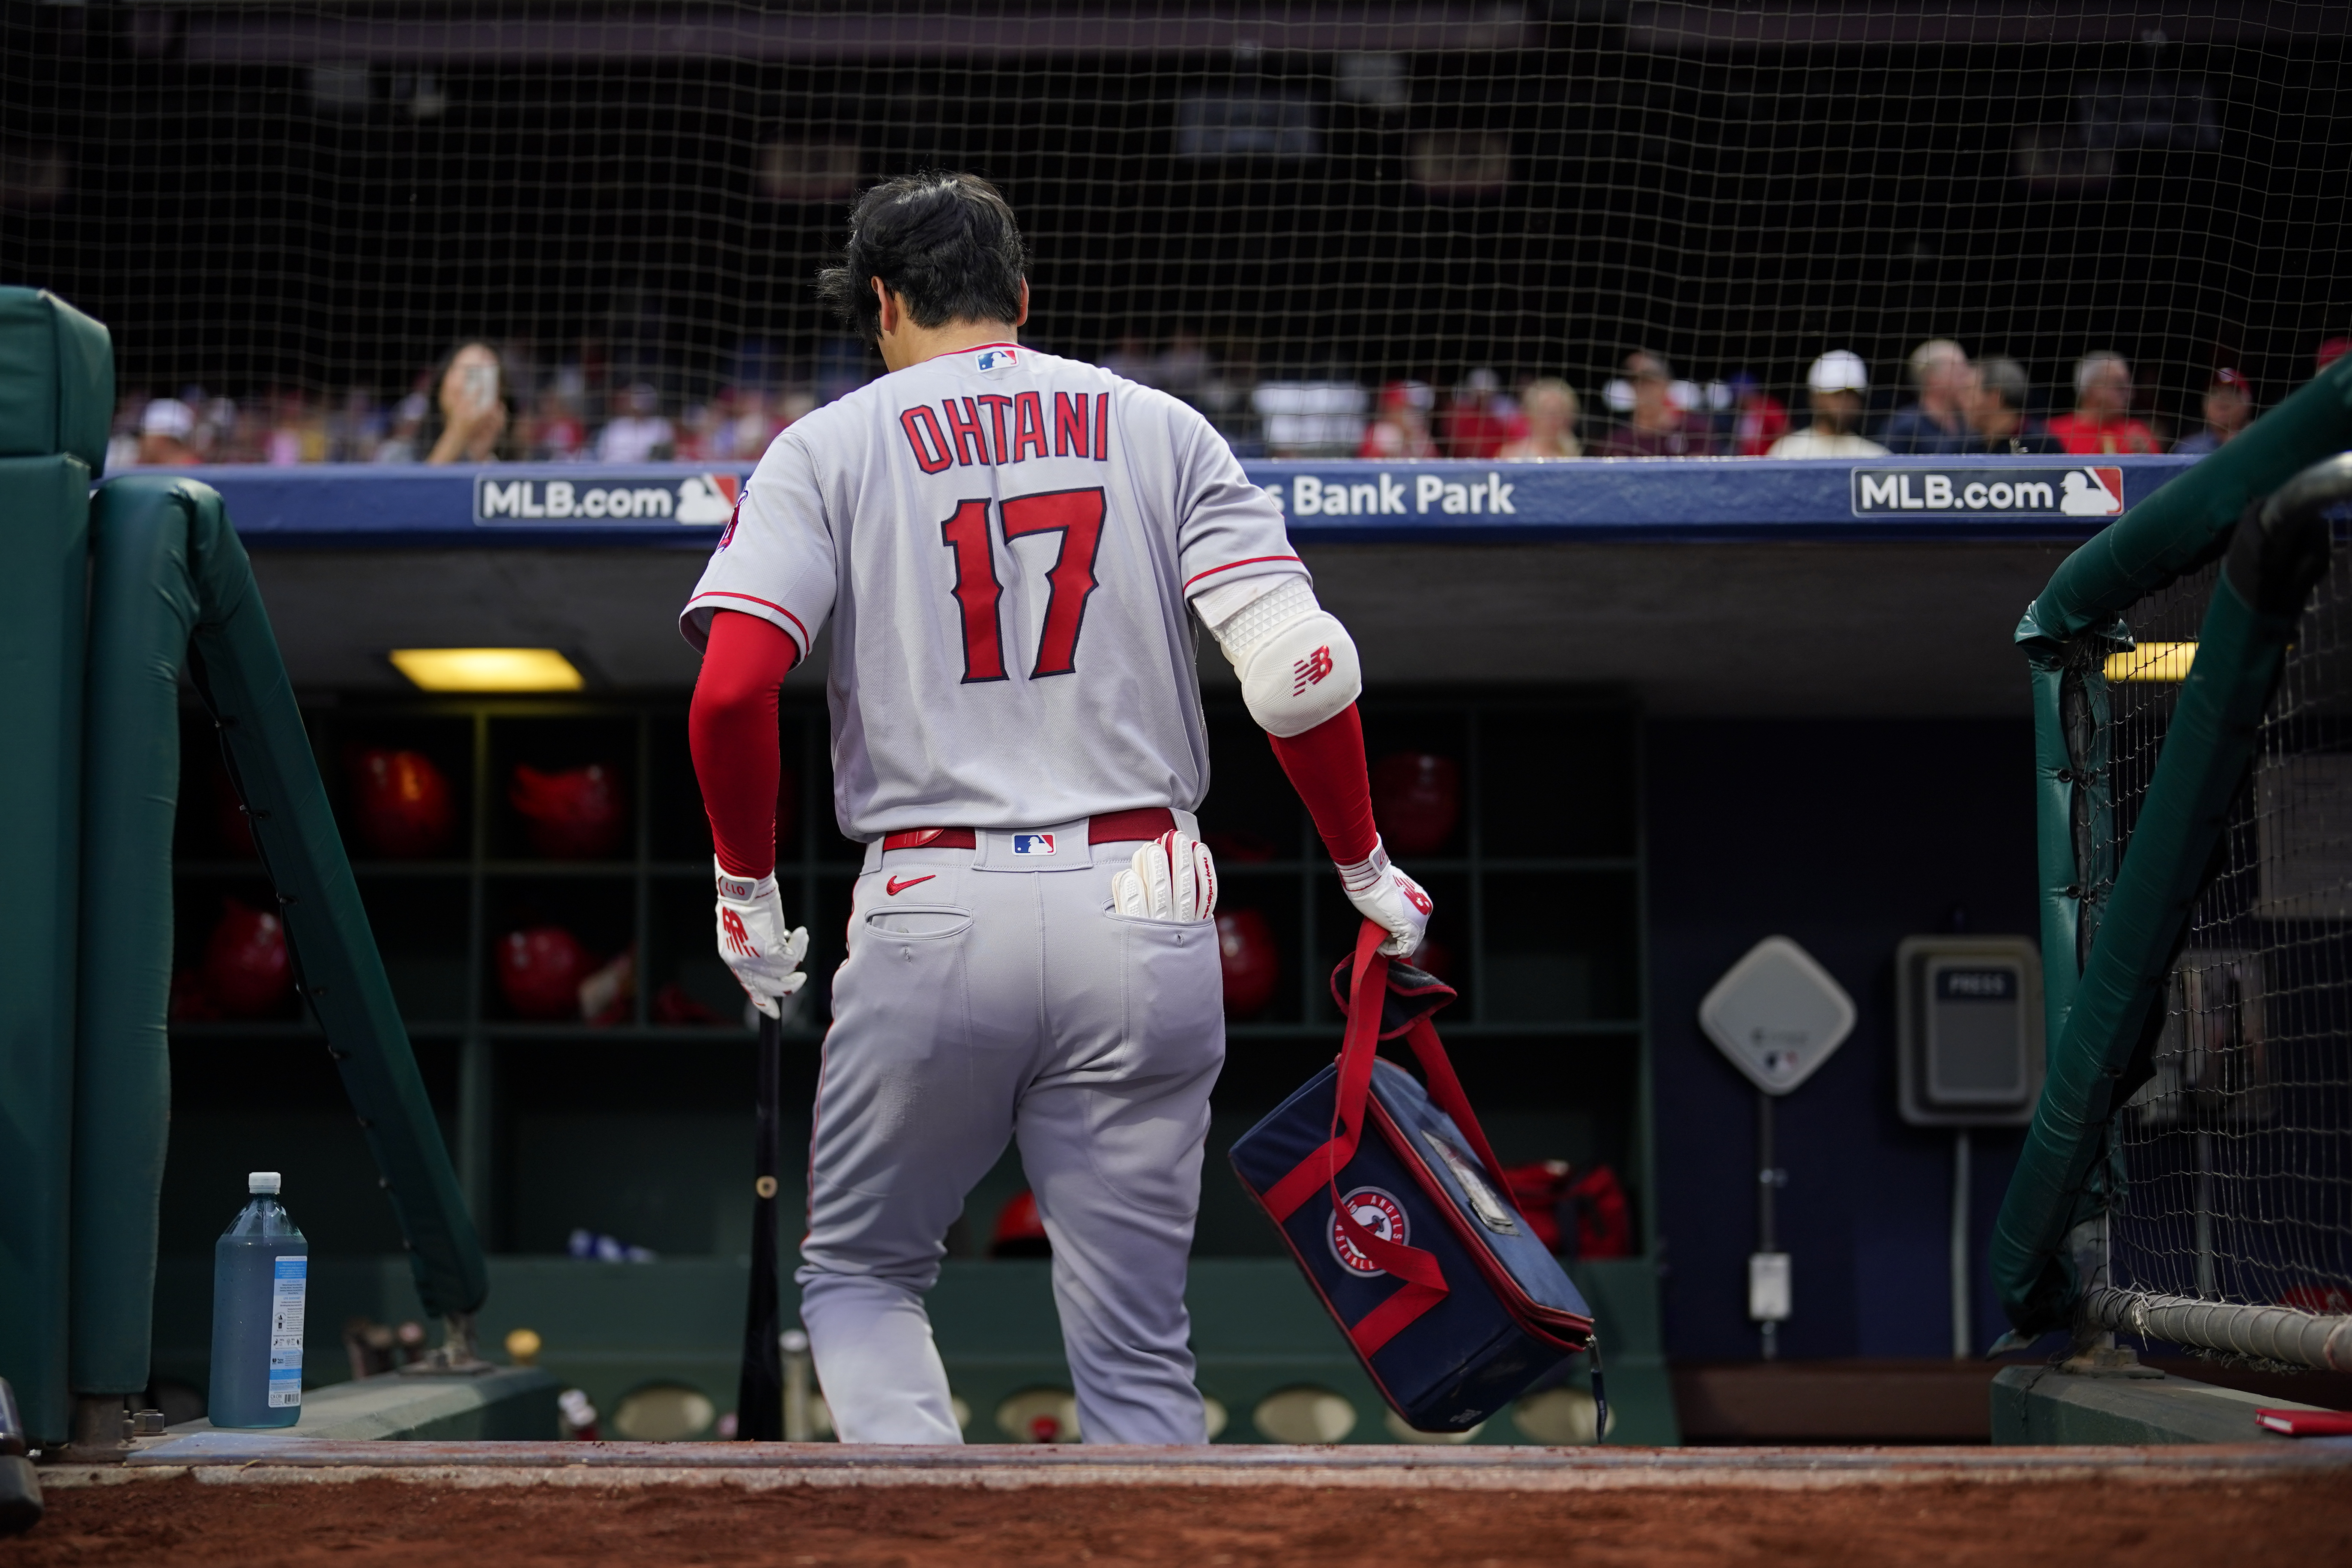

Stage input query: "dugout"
[
  {"left": 18, "top": 0, "right": 2352, "bottom": 1447},
  {"left": 67, "top": 454, "right": 2152, "bottom": 1449}
]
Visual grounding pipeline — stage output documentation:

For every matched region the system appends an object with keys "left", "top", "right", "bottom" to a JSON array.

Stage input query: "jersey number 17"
[{"left": 940, "top": 487, "right": 1106, "bottom": 683}]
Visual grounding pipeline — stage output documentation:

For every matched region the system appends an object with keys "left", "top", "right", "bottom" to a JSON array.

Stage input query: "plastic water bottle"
[{"left": 207, "top": 1172, "right": 308, "bottom": 1429}]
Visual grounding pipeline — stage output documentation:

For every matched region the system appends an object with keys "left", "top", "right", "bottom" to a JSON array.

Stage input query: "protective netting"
[
  {"left": 6, "top": 5, "right": 2352, "bottom": 466},
  {"left": 2088, "top": 536, "right": 2352, "bottom": 1317}
]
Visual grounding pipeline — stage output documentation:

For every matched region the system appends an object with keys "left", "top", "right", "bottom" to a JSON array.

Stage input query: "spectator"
[
  {"left": 1596, "top": 351, "right": 1712, "bottom": 456},
  {"left": 327, "top": 386, "right": 384, "bottom": 463},
  {"left": 2047, "top": 352, "right": 2161, "bottom": 454},
  {"left": 674, "top": 399, "right": 723, "bottom": 462},
  {"left": 374, "top": 393, "right": 429, "bottom": 463},
  {"left": 526, "top": 388, "right": 589, "bottom": 460},
  {"left": 106, "top": 393, "right": 146, "bottom": 472},
  {"left": 196, "top": 395, "right": 252, "bottom": 463},
  {"left": 1878, "top": 339, "right": 1973, "bottom": 454},
  {"left": 265, "top": 389, "right": 330, "bottom": 466},
  {"left": 596, "top": 381, "right": 675, "bottom": 463},
  {"left": 1154, "top": 331, "right": 1214, "bottom": 404},
  {"left": 1496, "top": 378, "right": 1582, "bottom": 459},
  {"left": 1440, "top": 368, "right": 1521, "bottom": 459},
  {"left": 1101, "top": 333, "right": 1156, "bottom": 386},
  {"left": 1358, "top": 380, "right": 1438, "bottom": 459},
  {"left": 2173, "top": 368, "right": 2253, "bottom": 457},
  {"left": 135, "top": 397, "right": 201, "bottom": 466},
  {"left": 1964, "top": 358, "right": 2060, "bottom": 454},
  {"left": 1766, "top": 352, "right": 1888, "bottom": 457},
  {"left": 1724, "top": 371, "right": 1789, "bottom": 456},
  {"left": 421, "top": 342, "right": 512, "bottom": 464}
]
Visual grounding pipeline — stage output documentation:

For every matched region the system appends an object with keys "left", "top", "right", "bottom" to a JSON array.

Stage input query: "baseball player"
[{"left": 682, "top": 173, "right": 1432, "bottom": 1445}]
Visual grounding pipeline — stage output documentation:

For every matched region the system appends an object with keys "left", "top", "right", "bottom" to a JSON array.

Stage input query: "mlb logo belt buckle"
[{"left": 971, "top": 821, "right": 1091, "bottom": 872}]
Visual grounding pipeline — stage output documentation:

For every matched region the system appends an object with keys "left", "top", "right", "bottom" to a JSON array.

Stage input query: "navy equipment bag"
[{"left": 1230, "top": 923, "right": 1602, "bottom": 1437}]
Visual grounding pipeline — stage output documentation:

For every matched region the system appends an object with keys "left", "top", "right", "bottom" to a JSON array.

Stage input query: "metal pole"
[
  {"left": 2083, "top": 1286, "right": 2352, "bottom": 1371},
  {"left": 2195, "top": 1127, "right": 2217, "bottom": 1299},
  {"left": 1950, "top": 1129, "right": 1972, "bottom": 1359},
  {"left": 1757, "top": 1087, "right": 1777, "bottom": 1361}
]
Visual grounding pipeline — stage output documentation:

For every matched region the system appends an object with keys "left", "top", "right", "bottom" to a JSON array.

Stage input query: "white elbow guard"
[{"left": 1208, "top": 577, "right": 1363, "bottom": 738}]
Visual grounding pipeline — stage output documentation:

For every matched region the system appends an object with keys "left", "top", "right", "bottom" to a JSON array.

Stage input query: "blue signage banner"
[{"left": 162, "top": 455, "right": 2198, "bottom": 548}]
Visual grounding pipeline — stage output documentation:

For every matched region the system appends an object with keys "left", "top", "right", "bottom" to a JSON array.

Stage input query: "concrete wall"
[{"left": 1646, "top": 717, "right": 2039, "bottom": 1361}]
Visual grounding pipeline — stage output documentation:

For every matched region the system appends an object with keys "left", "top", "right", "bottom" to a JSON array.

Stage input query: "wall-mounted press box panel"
[{"left": 1895, "top": 935, "right": 2045, "bottom": 1127}]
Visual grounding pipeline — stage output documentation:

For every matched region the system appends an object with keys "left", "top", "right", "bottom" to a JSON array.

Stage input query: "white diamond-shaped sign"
[{"left": 1699, "top": 936, "right": 1856, "bottom": 1096}]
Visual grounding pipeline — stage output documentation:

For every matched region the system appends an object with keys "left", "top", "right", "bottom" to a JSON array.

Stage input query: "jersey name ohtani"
[
  {"left": 900, "top": 392, "right": 1112, "bottom": 472},
  {"left": 680, "top": 344, "right": 1304, "bottom": 839}
]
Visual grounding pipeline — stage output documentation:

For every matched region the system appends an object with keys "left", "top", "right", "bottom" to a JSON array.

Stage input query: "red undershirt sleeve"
[
  {"left": 1267, "top": 704, "right": 1380, "bottom": 866},
  {"left": 689, "top": 609, "right": 800, "bottom": 879}
]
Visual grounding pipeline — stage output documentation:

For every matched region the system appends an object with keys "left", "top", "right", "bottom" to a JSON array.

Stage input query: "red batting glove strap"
[
  {"left": 689, "top": 609, "right": 799, "bottom": 879},
  {"left": 1267, "top": 703, "right": 1380, "bottom": 866}
]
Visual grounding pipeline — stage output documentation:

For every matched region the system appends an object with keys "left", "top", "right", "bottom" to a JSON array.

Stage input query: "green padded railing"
[
  {"left": 71, "top": 478, "right": 487, "bottom": 1401},
  {"left": 1993, "top": 362, "right": 2352, "bottom": 1340}
]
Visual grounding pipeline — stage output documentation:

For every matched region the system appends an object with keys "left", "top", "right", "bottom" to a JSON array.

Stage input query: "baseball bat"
[{"left": 735, "top": 1007, "right": 785, "bottom": 1440}]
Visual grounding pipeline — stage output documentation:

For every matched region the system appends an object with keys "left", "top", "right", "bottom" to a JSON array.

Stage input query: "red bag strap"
[
  {"left": 1396, "top": 1015, "right": 1515, "bottom": 1208},
  {"left": 1261, "top": 921, "right": 1387, "bottom": 1222},
  {"left": 1260, "top": 920, "right": 1451, "bottom": 1356}
]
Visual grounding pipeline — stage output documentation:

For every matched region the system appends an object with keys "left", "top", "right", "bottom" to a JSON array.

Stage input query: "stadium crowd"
[{"left": 110, "top": 332, "right": 2345, "bottom": 472}]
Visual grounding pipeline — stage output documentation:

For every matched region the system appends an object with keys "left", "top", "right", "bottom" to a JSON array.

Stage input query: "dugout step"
[
  {"left": 137, "top": 1365, "right": 558, "bottom": 1449},
  {"left": 64, "top": 1439, "right": 2352, "bottom": 1487},
  {"left": 1992, "top": 1362, "right": 2333, "bottom": 1446}
]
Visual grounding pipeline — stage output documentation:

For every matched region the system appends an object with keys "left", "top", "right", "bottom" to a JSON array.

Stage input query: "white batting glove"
[
  {"left": 714, "top": 859, "right": 810, "bottom": 1020},
  {"left": 1337, "top": 838, "right": 1433, "bottom": 957},
  {"left": 1109, "top": 830, "right": 1218, "bottom": 923}
]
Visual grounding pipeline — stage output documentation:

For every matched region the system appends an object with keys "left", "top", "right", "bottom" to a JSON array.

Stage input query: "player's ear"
[
  {"left": 871, "top": 276, "right": 896, "bottom": 339},
  {"left": 1015, "top": 278, "right": 1030, "bottom": 329}
]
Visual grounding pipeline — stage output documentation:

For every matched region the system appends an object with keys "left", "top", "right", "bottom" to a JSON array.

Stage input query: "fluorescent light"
[
  {"left": 2105, "top": 642, "right": 2197, "bottom": 683},
  {"left": 389, "top": 648, "right": 585, "bottom": 693}
]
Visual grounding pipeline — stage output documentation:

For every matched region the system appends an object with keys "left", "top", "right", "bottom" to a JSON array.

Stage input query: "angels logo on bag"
[{"left": 1330, "top": 1188, "right": 1409, "bottom": 1275}]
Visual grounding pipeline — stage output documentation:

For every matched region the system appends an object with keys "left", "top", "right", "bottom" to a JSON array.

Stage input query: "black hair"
[
  {"left": 1977, "top": 356, "right": 2031, "bottom": 413},
  {"left": 816, "top": 173, "right": 1030, "bottom": 346}
]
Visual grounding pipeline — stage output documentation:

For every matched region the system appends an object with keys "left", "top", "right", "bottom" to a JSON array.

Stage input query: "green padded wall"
[
  {"left": 0, "top": 287, "right": 110, "bottom": 1446},
  {"left": 0, "top": 291, "right": 111, "bottom": 474},
  {"left": 0, "top": 457, "right": 94, "bottom": 1446}
]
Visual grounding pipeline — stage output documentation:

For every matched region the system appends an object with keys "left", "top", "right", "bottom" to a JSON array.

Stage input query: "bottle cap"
[{"left": 248, "top": 1171, "right": 281, "bottom": 1195}]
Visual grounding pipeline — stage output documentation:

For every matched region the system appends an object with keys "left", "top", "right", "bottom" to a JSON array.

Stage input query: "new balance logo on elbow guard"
[
  {"left": 1292, "top": 646, "right": 1335, "bottom": 695},
  {"left": 1278, "top": 473, "right": 1518, "bottom": 517}
]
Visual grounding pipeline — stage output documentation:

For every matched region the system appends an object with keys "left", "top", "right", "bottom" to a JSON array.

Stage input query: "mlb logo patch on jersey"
[
  {"left": 1011, "top": 832, "right": 1057, "bottom": 856},
  {"left": 974, "top": 346, "right": 1019, "bottom": 375}
]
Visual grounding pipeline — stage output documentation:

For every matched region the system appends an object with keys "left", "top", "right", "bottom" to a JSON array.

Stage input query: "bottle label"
[{"left": 269, "top": 1256, "right": 306, "bottom": 1408}]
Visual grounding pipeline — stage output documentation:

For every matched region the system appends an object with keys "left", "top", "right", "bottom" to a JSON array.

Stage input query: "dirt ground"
[{"left": 14, "top": 1473, "right": 2352, "bottom": 1567}]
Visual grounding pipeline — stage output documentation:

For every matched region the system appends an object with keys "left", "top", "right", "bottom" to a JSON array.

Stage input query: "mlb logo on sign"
[
  {"left": 2059, "top": 467, "right": 2125, "bottom": 516},
  {"left": 1849, "top": 464, "right": 2125, "bottom": 517},
  {"left": 1012, "top": 833, "right": 1057, "bottom": 856}
]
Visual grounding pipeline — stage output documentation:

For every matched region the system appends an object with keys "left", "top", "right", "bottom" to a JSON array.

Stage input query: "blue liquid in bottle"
[{"left": 208, "top": 1171, "right": 308, "bottom": 1429}]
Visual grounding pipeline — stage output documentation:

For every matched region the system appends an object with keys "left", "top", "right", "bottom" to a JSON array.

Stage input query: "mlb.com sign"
[
  {"left": 1851, "top": 465, "right": 2123, "bottom": 518},
  {"left": 474, "top": 473, "right": 741, "bottom": 526}
]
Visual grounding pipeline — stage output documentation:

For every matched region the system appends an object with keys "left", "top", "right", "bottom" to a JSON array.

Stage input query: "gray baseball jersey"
[{"left": 681, "top": 342, "right": 1303, "bottom": 839}]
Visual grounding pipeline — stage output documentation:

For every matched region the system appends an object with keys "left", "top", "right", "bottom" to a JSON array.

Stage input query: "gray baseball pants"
[{"left": 795, "top": 820, "right": 1224, "bottom": 1445}]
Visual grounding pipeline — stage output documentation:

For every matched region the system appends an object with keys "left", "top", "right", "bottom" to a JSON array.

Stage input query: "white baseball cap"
[
  {"left": 141, "top": 397, "right": 196, "bottom": 439},
  {"left": 1807, "top": 351, "right": 1870, "bottom": 395}
]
